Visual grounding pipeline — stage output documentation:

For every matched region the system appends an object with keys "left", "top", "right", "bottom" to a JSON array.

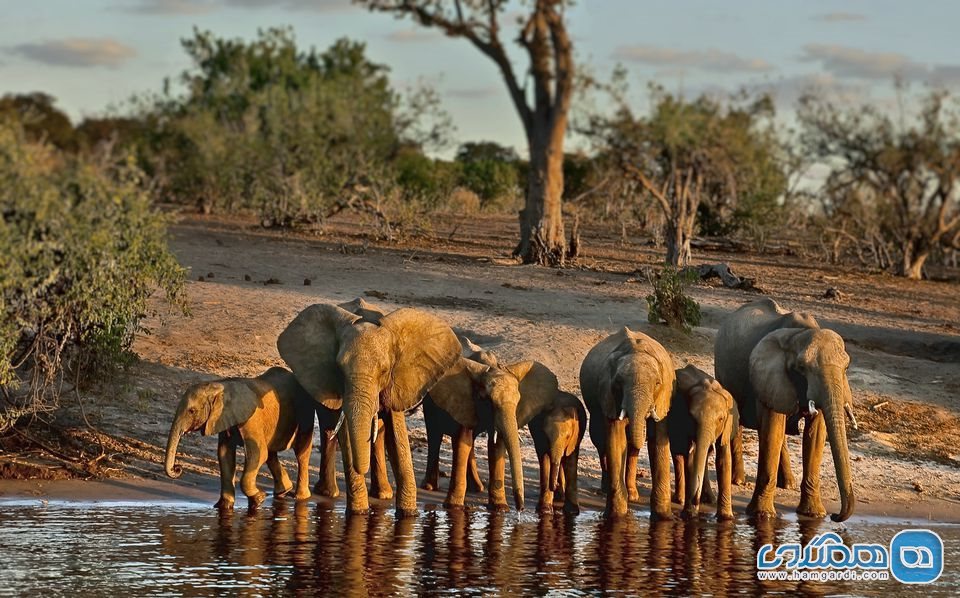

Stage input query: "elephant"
[
  {"left": 312, "top": 402, "right": 393, "bottom": 500},
  {"left": 427, "top": 357, "right": 561, "bottom": 511},
  {"left": 420, "top": 336, "right": 498, "bottom": 495},
  {"left": 667, "top": 364, "right": 738, "bottom": 520},
  {"left": 528, "top": 390, "right": 586, "bottom": 515},
  {"left": 580, "top": 327, "right": 675, "bottom": 518},
  {"left": 277, "top": 300, "right": 462, "bottom": 515},
  {"left": 164, "top": 367, "right": 314, "bottom": 509},
  {"left": 714, "top": 298, "right": 858, "bottom": 522}
]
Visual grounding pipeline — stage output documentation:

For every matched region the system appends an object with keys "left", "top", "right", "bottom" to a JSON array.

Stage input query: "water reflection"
[{"left": 0, "top": 501, "right": 957, "bottom": 596}]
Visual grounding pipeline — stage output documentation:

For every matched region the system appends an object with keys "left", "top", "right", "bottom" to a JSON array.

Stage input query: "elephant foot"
[
  {"left": 488, "top": 501, "right": 510, "bottom": 513},
  {"left": 246, "top": 491, "right": 267, "bottom": 510},
  {"left": 395, "top": 508, "right": 419, "bottom": 519},
  {"left": 701, "top": 490, "right": 716, "bottom": 505},
  {"left": 274, "top": 484, "right": 294, "bottom": 499},
  {"left": 671, "top": 491, "right": 682, "bottom": 505},
  {"left": 796, "top": 498, "right": 827, "bottom": 519},
  {"left": 537, "top": 502, "right": 554, "bottom": 515},
  {"left": 627, "top": 488, "right": 641, "bottom": 503},
  {"left": 295, "top": 487, "right": 312, "bottom": 501},
  {"left": 681, "top": 506, "right": 699, "bottom": 521},
  {"left": 314, "top": 481, "right": 340, "bottom": 498},
  {"left": 214, "top": 496, "right": 235, "bottom": 510},
  {"left": 716, "top": 509, "right": 735, "bottom": 521},
  {"left": 563, "top": 503, "right": 581, "bottom": 516},
  {"left": 374, "top": 488, "right": 394, "bottom": 500},
  {"left": 420, "top": 481, "right": 437, "bottom": 492},
  {"left": 442, "top": 501, "right": 466, "bottom": 511},
  {"left": 346, "top": 507, "right": 370, "bottom": 516},
  {"left": 776, "top": 472, "right": 797, "bottom": 491},
  {"left": 650, "top": 508, "right": 674, "bottom": 521},
  {"left": 733, "top": 472, "right": 746, "bottom": 486},
  {"left": 467, "top": 480, "right": 485, "bottom": 493},
  {"left": 746, "top": 497, "right": 777, "bottom": 520}
]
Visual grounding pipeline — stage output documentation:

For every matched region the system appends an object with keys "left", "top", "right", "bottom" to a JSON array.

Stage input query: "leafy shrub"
[
  {"left": 645, "top": 266, "right": 702, "bottom": 332},
  {"left": 0, "top": 119, "right": 186, "bottom": 431}
]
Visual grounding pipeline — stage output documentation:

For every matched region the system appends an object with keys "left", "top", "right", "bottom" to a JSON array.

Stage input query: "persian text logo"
[
  {"left": 890, "top": 529, "right": 943, "bottom": 584},
  {"left": 756, "top": 529, "right": 944, "bottom": 584}
]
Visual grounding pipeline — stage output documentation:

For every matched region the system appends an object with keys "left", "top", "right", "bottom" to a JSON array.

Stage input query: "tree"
[
  {"left": 455, "top": 141, "right": 519, "bottom": 206},
  {"left": 359, "top": 0, "right": 575, "bottom": 265},
  {"left": 799, "top": 89, "right": 960, "bottom": 279},
  {"left": 0, "top": 93, "right": 75, "bottom": 151},
  {"left": 589, "top": 85, "right": 785, "bottom": 266}
]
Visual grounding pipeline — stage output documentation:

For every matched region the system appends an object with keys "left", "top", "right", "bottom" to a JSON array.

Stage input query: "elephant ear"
[
  {"left": 277, "top": 304, "right": 361, "bottom": 410},
  {"left": 204, "top": 381, "right": 259, "bottom": 436},
  {"left": 428, "top": 358, "right": 487, "bottom": 427},
  {"left": 507, "top": 361, "right": 560, "bottom": 426},
  {"left": 719, "top": 390, "right": 739, "bottom": 447},
  {"left": 674, "top": 364, "right": 704, "bottom": 397},
  {"left": 379, "top": 308, "right": 462, "bottom": 409},
  {"left": 338, "top": 297, "right": 386, "bottom": 324},
  {"left": 596, "top": 346, "right": 628, "bottom": 420},
  {"left": 749, "top": 329, "right": 802, "bottom": 415}
]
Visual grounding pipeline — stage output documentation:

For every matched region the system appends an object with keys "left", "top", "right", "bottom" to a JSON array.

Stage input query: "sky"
[{"left": 2, "top": 0, "right": 959, "bottom": 157}]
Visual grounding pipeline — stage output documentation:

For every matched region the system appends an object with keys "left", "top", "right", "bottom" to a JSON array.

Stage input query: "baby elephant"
[
  {"left": 667, "top": 365, "right": 739, "bottom": 520},
  {"left": 529, "top": 391, "right": 586, "bottom": 515},
  {"left": 164, "top": 367, "right": 315, "bottom": 509}
]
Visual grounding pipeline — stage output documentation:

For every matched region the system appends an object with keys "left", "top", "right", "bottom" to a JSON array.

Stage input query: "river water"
[{"left": 0, "top": 500, "right": 956, "bottom": 596}]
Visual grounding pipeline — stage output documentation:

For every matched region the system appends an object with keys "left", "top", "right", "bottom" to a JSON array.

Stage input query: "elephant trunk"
[
  {"left": 824, "top": 402, "right": 855, "bottom": 522},
  {"left": 549, "top": 437, "right": 565, "bottom": 492},
  {"left": 625, "top": 384, "right": 652, "bottom": 449},
  {"left": 344, "top": 386, "right": 376, "bottom": 477},
  {"left": 164, "top": 416, "right": 187, "bottom": 479},
  {"left": 686, "top": 430, "right": 713, "bottom": 508},
  {"left": 497, "top": 410, "right": 525, "bottom": 511}
]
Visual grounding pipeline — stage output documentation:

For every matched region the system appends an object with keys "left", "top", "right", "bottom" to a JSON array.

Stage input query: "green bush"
[
  {"left": 645, "top": 266, "right": 701, "bottom": 332},
  {"left": 0, "top": 119, "right": 186, "bottom": 430}
]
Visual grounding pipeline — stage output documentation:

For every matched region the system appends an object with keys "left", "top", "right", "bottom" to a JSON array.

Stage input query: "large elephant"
[
  {"left": 164, "top": 367, "right": 314, "bottom": 509},
  {"left": 580, "top": 327, "right": 676, "bottom": 518},
  {"left": 667, "top": 364, "right": 738, "bottom": 520},
  {"left": 428, "top": 358, "right": 560, "bottom": 511},
  {"left": 714, "top": 298, "right": 858, "bottom": 522},
  {"left": 277, "top": 301, "right": 461, "bottom": 515},
  {"left": 528, "top": 390, "right": 586, "bottom": 515}
]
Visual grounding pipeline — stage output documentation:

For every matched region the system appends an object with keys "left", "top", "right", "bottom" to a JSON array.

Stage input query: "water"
[{"left": 0, "top": 500, "right": 957, "bottom": 596}]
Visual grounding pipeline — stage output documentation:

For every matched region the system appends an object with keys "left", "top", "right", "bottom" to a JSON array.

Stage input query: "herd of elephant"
[{"left": 164, "top": 297, "right": 858, "bottom": 523}]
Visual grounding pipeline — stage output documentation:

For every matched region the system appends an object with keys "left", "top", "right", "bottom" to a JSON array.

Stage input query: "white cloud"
[
  {"left": 9, "top": 38, "right": 136, "bottom": 68},
  {"left": 613, "top": 45, "right": 773, "bottom": 73},
  {"left": 385, "top": 28, "right": 438, "bottom": 43},
  {"left": 120, "top": 0, "right": 218, "bottom": 14},
  {"left": 800, "top": 44, "right": 926, "bottom": 81}
]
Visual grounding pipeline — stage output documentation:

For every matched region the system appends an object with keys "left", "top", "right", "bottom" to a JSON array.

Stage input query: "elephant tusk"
[
  {"left": 618, "top": 408, "right": 627, "bottom": 421},
  {"left": 808, "top": 400, "right": 818, "bottom": 416},
  {"left": 372, "top": 415, "right": 380, "bottom": 444},
  {"left": 492, "top": 430, "right": 498, "bottom": 446},
  {"left": 332, "top": 412, "right": 345, "bottom": 436},
  {"left": 648, "top": 405, "right": 662, "bottom": 422},
  {"left": 845, "top": 403, "right": 858, "bottom": 430}
]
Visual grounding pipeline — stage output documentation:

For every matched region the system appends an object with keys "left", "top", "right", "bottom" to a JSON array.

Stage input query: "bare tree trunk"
[
  {"left": 516, "top": 134, "right": 566, "bottom": 265},
  {"left": 902, "top": 249, "right": 928, "bottom": 280},
  {"left": 665, "top": 216, "right": 691, "bottom": 267}
]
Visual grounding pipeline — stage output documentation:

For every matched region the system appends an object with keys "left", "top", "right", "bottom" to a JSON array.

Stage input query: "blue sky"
[{"left": 2, "top": 0, "right": 959, "bottom": 156}]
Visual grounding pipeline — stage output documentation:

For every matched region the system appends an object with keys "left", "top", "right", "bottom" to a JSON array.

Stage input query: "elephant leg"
[
  {"left": 625, "top": 437, "right": 641, "bottom": 503},
  {"left": 797, "top": 411, "right": 827, "bottom": 518},
  {"left": 240, "top": 440, "right": 268, "bottom": 509},
  {"left": 420, "top": 429, "right": 443, "bottom": 491},
  {"left": 370, "top": 418, "right": 394, "bottom": 500},
  {"left": 715, "top": 440, "right": 734, "bottom": 520},
  {"left": 487, "top": 431, "right": 509, "bottom": 511},
  {"left": 215, "top": 432, "right": 237, "bottom": 509},
  {"left": 648, "top": 420, "right": 673, "bottom": 520},
  {"left": 338, "top": 423, "right": 370, "bottom": 514},
  {"left": 562, "top": 449, "right": 580, "bottom": 515},
  {"left": 590, "top": 413, "right": 609, "bottom": 493},
  {"left": 555, "top": 466, "right": 566, "bottom": 502},
  {"left": 537, "top": 452, "right": 554, "bottom": 514},
  {"left": 776, "top": 437, "right": 796, "bottom": 490},
  {"left": 443, "top": 425, "right": 473, "bottom": 510},
  {"left": 747, "top": 406, "right": 785, "bottom": 519},
  {"left": 681, "top": 447, "right": 699, "bottom": 520},
  {"left": 672, "top": 453, "right": 685, "bottom": 506},
  {"left": 604, "top": 418, "right": 629, "bottom": 517},
  {"left": 383, "top": 410, "right": 418, "bottom": 516},
  {"left": 267, "top": 451, "right": 294, "bottom": 497},
  {"left": 315, "top": 430, "right": 340, "bottom": 498},
  {"left": 731, "top": 425, "right": 746, "bottom": 486},
  {"left": 466, "top": 444, "right": 485, "bottom": 493},
  {"left": 293, "top": 428, "right": 313, "bottom": 500}
]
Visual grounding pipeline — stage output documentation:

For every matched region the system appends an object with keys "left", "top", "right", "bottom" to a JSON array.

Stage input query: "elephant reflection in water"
[{"left": 533, "top": 515, "right": 578, "bottom": 591}]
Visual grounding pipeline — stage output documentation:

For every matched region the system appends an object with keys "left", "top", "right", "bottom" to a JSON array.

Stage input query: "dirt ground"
[{"left": 3, "top": 211, "right": 959, "bottom": 523}]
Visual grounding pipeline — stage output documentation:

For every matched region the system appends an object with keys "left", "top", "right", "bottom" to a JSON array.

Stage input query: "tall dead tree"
[{"left": 359, "top": 0, "right": 574, "bottom": 265}]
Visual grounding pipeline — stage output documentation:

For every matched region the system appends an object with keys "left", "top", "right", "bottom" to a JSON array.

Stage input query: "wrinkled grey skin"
[{"left": 714, "top": 298, "right": 857, "bottom": 522}]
